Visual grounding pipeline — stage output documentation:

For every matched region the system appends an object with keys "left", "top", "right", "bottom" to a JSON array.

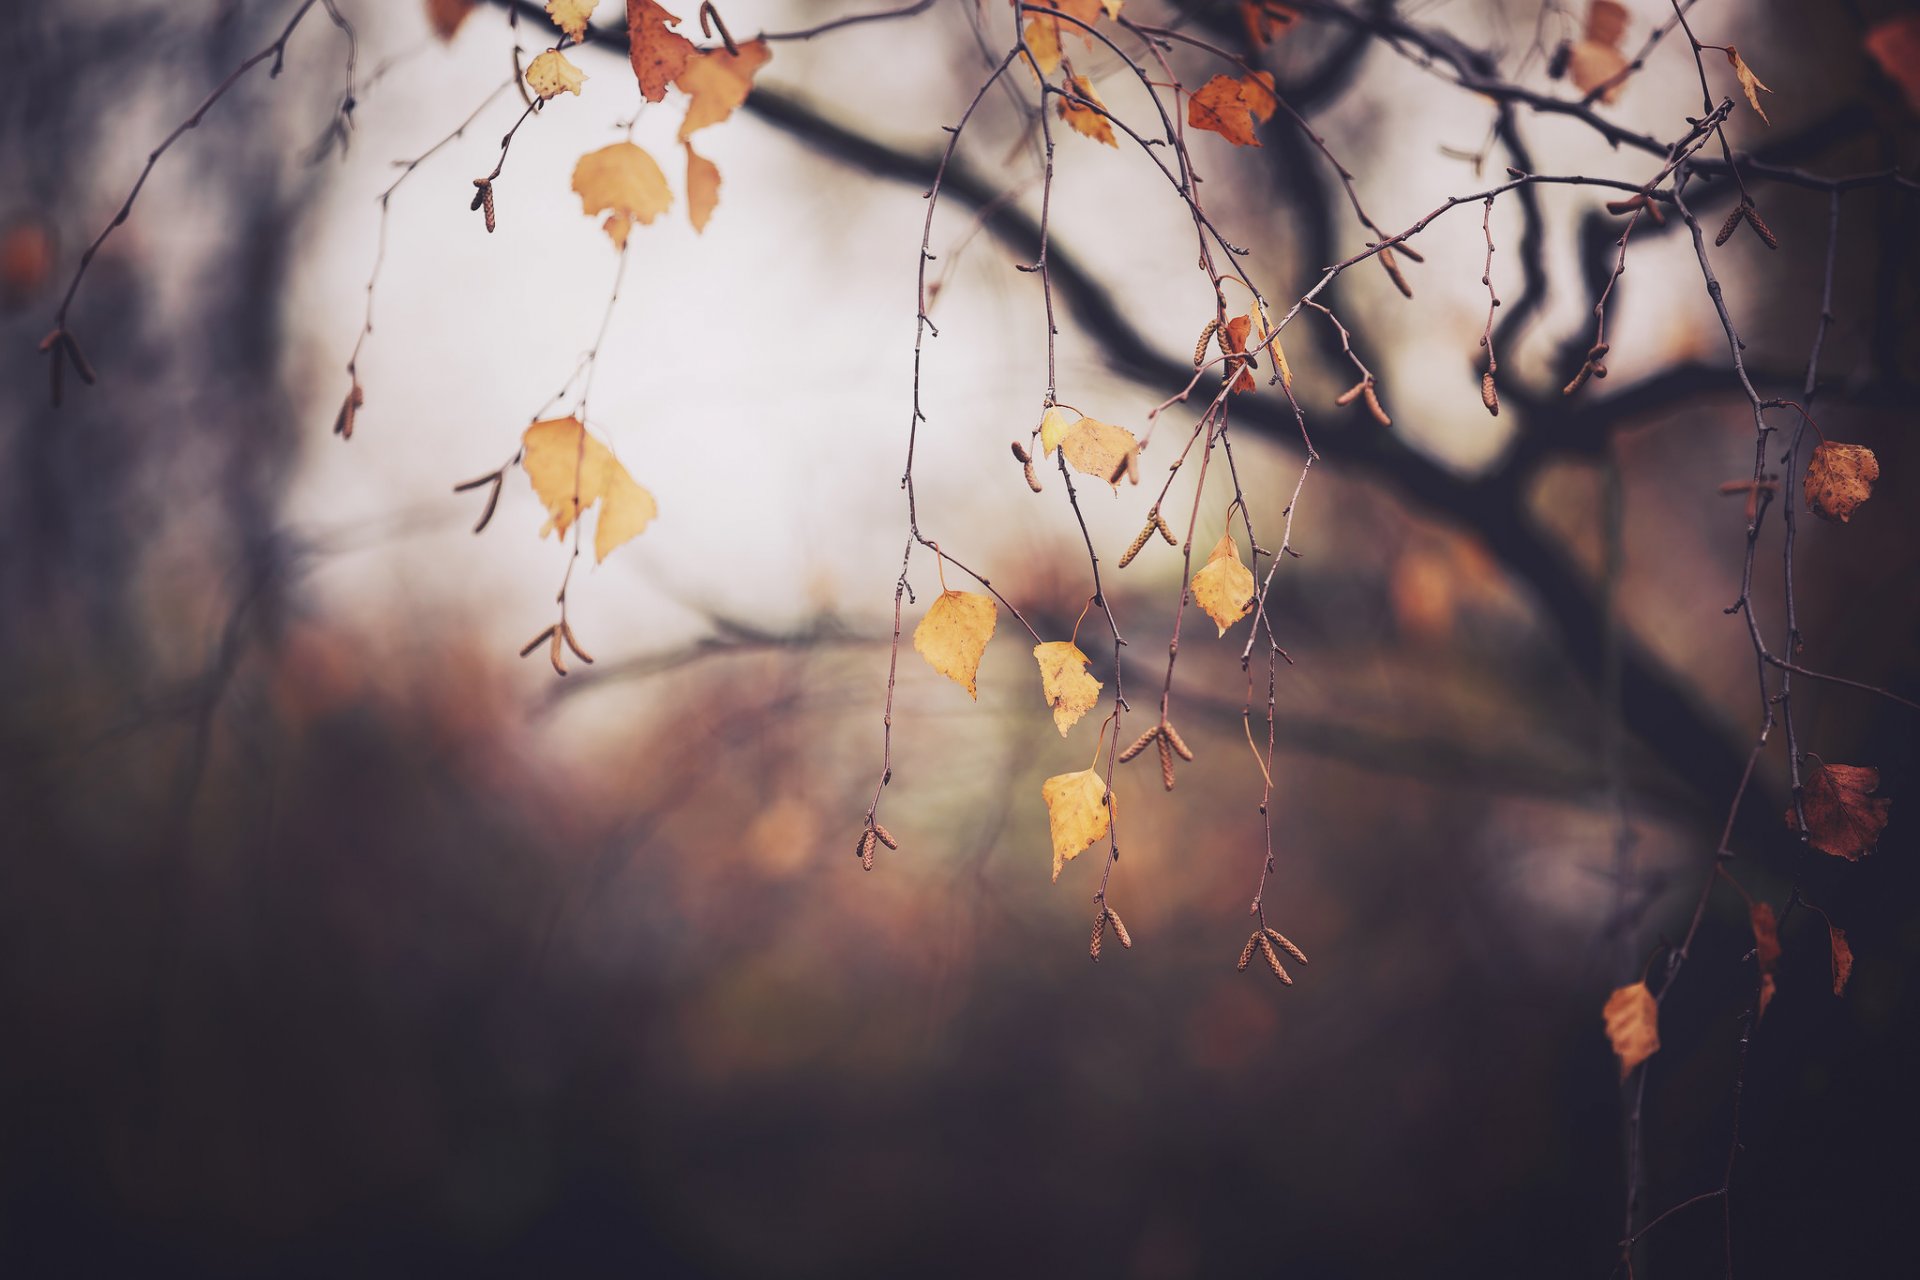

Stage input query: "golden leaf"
[
  {"left": 545, "top": 0, "right": 599, "bottom": 39},
  {"left": 1059, "top": 75, "right": 1116, "bottom": 147},
  {"left": 627, "top": 0, "right": 694, "bottom": 102},
  {"left": 1188, "top": 74, "right": 1261, "bottom": 146},
  {"left": 1805, "top": 441, "right": 1877, "bottom": 523},
  {"left": 1191, "top": 534, "right": 1255, "bottom": 636},
  {"left": 1059, "top": 416, "right": 1139, "bottom": 486},
  {"left": 913, "top": 589, "right": 997, "bottom": 698},
  {"left": 684, "top": 142, "right": 720, "bottom": 233},
  {"left": 1034, "top": 641, "right": 1101, "bottom": 736},
  {"left": 1024, "top": 18, "right": 1062, "bottom": 77},
  {"left": 521, "top": 416, "right": 658, "bottom": 562},
  {"left": 1788, "top": 762, "right": 1891, "bottom": 861},
  {"left": 526, "top": 49, "right": 588, "bottom": 99},
  {"left": 571, "top": 142, "right": 672, "bottom": 248},
  {"left": 1038, "top": 405, "right": 1074, "bottom": 456},
  {"left": 676, "top": 40, "right": 771, "bottom": 140},
  {"left": 1042, "top": 768, "right": 1112, "bottom": 882},
  {"left": 1240, "top": 70, "right": 1278, "bottom": 123},
  {"left": 1603, "top": 982, "right": 1659, "bottom": 1080},
  {"left": 1726, "top": 46, "right": 1772, "bottom": 123}
]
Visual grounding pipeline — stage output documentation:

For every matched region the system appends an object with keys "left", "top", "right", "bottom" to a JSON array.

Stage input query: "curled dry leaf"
[
  {"left": 1603, "top": 981, "right": 1660, "bottom": 1080},
  {"left": 1788, "top": 762, "right": 1891, "bottom": 861},
  {"left": 1042, "top": 767, "right": 1112, "bottom": 882},
  {"left": 521, "top": 416, "right": 658, "bottom": 562},
  {"left": 1191, "top": 534, "right": 1255, "bottom": 636},
  {"left": 1059, "top": 416, "right": 1139, "bottom": 486},
  {"left": 546, "top": 0, "right": 599, "bottom": 40},
  {"left": 913, "top": 589, "right": 997, "bottom": 698},
  {"left": 1829, "top": 925, "right": 1853, "bottom": 996},
  {"left": 627, "top": 0, "right": 695, "bottom": 102},
  {"left": 572, "top": 142, "right": 672, "bottom": 248},
  {"left": 1033, "top": 641, "right": 1101, "bottom": 736},
  {"left": 1726, "top": 46, "right": 1772, "bottom": 123},
  {"left": 1059, "top": 75, "right": 1116, "bottom": 147},
  {"left": 526, "top": 49, "right": 588, "bottom": 99},
  {"left": 1805, "top": 442, "right": 1878, "bottom": 523},
  {"left": 676, "top": 40, "right": 771, "bottom": 139},
  {"left": 683, "top": 142, "right": 720, "bottom": 233},
  {"left": 1750, "top": 902, "right": 1781, "bottom": 1021}
]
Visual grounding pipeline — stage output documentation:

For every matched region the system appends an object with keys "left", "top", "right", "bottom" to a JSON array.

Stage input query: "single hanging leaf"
[
  {"left": 1726, "top": 46, "right": 1772, "bottom": 123},
  {"left": 684, "top": 142, "right": 720, "bottom": 232},
  {"left": 572, "top": 142, "right": 672, "bottom": 247},
  {"left": 1042, "top": 768, "right": 1112, "bottom": 882},
  {"left": 1603, "top": 982, "right": 1660, "bottom": 1080},
  {"left": 1218, "top": 314, "right": 1258, "bottom": 393},
  {"left": 1059, "top": 75, "right": 1116, "bottom": 147},
  {"left": 1750, "top": 902, "right": 1781, "bottom": 1021},
  {"left": 1239, "top": 71, "right": 1279, "bottom": 123},
  {"left": 1788, "top": 762, "right": 1891, "bottom": 861},
  {"left": 1191, "top": 534, "right": 1255, "bottom": 636},
  {"left": 521, "top": 417, "right": 658, "bottom": 562},
  {"left": 1023, "top": 17, "right": 1062, "bottom": 77},
  {"left": 1188, "top": 74, "right": 1261, "bottom": 146},
  {"left": 1805, "top": 442, "right": 1878, "bottom": 523},
  {"left": 1241, "top": 1, "right": 1297, "bottom": 48},
  {"left": 526, "top": 49, "right": 587, "bottom": 99},
  {"left": 546, "top": 0, "right": 599, "bottom": 39},
  {"left": 1058, "top": 416, "right": 1139, "bottom": 486},
  {"left": 1038, "top": 405, "right": 1074, "bottom": 456},
  {"left": 1865, "top": 16, "right": 1920, "bottom": 114},
  {"left": 913, "top": 589, "right": 997, "bottom": 698},
  {"left": 1034, "top": 641, "right": 1101, "bottom": 736},
  {"left": 676, "top": 40, "right": 771, "bottom": 139},
  {"left": 1567, "top": 0, "right": 1630, "bottom": 103},
  {"left": 1830, "top": 925, "right": 1854, "bottom": 996},
  {"left": 627, "top": 0, "right": 694, "bottom": 102}
]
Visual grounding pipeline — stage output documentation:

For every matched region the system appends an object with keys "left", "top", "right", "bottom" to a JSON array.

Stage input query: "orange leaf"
[
  {"left": 684, "top": 142, "right": 720, "bottom": 233},
  {"left": 1805, "top": 441, "right": 1878, "bottom": 523},
  {"left": 676, "top": 39, "right": 771, "bottom": 139},
  {"left": 1750, "top": 902, "right": 1781, "bottom": 1020},
  {"left": 1240, "top": 1, "right": 1298, "bottom": 47},
  {"left": 1829, "top": 925, "right": 1854, "bottom": 996},
  {"left": 1726, "top": 46, "right": 1772, "bottom": 124},
  {"left": 1188, "top": 74, "right": 1260, "bottom": 146},
  {"left": 521, "top": 417, "right": 658, "bottom": 563},
  {"left": 1603, "top": 982, "right": 1659, "bottom": 1080},
  {"left": 1788, "top": 762, "right": 1891, "bottom": 861},
  {"left": 571, "top": 142, "right": 672, "bottom": 248},
  {"left": 1023, "top": 17, "right": 1062, "bottom": 77},
  {"left": 425, "top": 0, "right": 477, "bottom": 40},
  {"left": 1865, "top": 15, "right": 1920, "bottom": 114},
  {"left": 627, "top": 0, "right": 694, "bottom": 102}
]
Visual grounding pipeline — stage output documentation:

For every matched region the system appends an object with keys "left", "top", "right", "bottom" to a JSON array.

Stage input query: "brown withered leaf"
[
  {"left": 1568, "top": 0, "right": 1631, "bottom": 103},
  {"left": 913, "top": 589, "right": 997, "bottom": 698},
  {"left": 676, "top": 40, "right": 771, "bottom": 139},
  {"left": 627, "top": 0, "right": 695, "bottom": 102},
  {"left": 1059, "top": 74, "right": 1116, "bottom": 146},
  {"left": 1603, "top": 981, "right": 1660, "bottom": 1080},
  {"left": 1726, "top": 46, "right": 1772, "bottom": 123},
  {"left": 1829, "top": 925, "right": 1854, "bottom": 996},
  {"left": 425, "top": 0, "right": 477, "bottom": 40},
  {"left": 1188, "top": 74, "right": 1261, "bottom": 146},
  {"left": 1750, "top": 902, "right": 1781, "bottom": 1020},
  {"left": 1865, "top": 15, "right": 1920, "bottom": 114},
  {"left": 1788, "top": 762, "right": 1891, "bottom": 860},
  {"left": 1805, "top": 441, "right": 1877, "bottom": 523}
]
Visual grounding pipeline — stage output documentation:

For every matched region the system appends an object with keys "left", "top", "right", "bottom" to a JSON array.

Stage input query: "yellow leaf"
[
  {"left": 545, "top": 0, "right": 598, "bottom": 39},
  {"left": 1102, "top": 0, "right": 1123, "bottom": 17},
  {"left": 1191, "top": 534, "right": 1255, "bottom": 636},
  {"left": 684, "top": 142, "right": 720, "bottom": 233},
  {"left": 526, "top": 49, "right": 587, "bottom": 99},
  {"left": 1603, "top": 982, "right": 1660, "bottom": 1080},
  {"left": 521, "top": 416, "right": 658, "bottom": 563},
  {"left": 1038, "top": 405, "right": 1073, "bottom": 456},
  {"left": 1042, "top": 768, "right": 1112, "bottom": 882},
  {"left": 1250, "top": 307, "right": 1291, "bottom": 390},
  {"left": 1034, "top": 641, "right": 1101, "bottom": 736},
  {"left": 1024, "top": 18, "right": 1062, "bottom": 77},
  {"left": 1805, "top": 442, "right": 1878, "bottom": 523},
  {"left": 1059, "top": 75, "right": 1116, "bottom": 147},
  {"left": 627, "top": 0, "right": 695, "bottom": 103},
  {"left": 676, "top": 39, "right": 771, "bottom": 140},
  {"left": 1727, "top": 46, "right": 1772, "bottom": 123},
  {"left": 1188, "top": 74, "right": 1261, "bottom": 146},
  {"left": 1059, "top": 415, "right": 1139, "bottom": 486},
  {"left": 913, "top": 589, "right": 997, "bottom": 698},
  {"left": 571, "top": 142, "right": 672, "bottom": 247}
]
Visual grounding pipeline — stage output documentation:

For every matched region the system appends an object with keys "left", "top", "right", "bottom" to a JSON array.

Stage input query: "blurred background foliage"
[{"left": 2, "top": 0, "right": 1917, "bottom": 1275}]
